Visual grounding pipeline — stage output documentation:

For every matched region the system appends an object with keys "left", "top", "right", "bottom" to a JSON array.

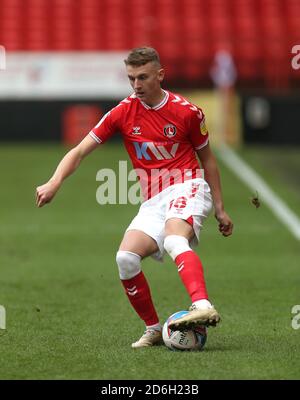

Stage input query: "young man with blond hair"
[{"left": 36, "top": 47, "right": 233, "bottom": 348}]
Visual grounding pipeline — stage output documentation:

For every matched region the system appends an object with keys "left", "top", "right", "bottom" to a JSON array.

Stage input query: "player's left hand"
[{"left": 215, "top": 211, "right": 233, "bottom": 237}]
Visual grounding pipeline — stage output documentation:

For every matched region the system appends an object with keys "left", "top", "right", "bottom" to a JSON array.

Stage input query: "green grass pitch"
[{"left": 0, "top": 143, "right": 299, "bottom": 380}]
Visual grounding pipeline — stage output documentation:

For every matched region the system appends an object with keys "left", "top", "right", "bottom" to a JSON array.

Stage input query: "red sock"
[
  {"left": 121, "top": 271, "right": 159, "bottom": 326},
  {"left": 175, "top": 250, "right": 209, "bottom": 302}
]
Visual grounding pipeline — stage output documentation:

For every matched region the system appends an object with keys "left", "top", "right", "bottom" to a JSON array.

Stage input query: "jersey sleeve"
[
  {"left": 188, "top": 107, "right": 209, "bottom": 150},
  {"left": 89, "top": 105, "right": 122, "bottom": 144}
]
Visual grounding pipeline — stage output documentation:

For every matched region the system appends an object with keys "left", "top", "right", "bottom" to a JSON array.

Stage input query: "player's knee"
[
  {"left": 116, "top": 251, "right": 141, "bottom": 280},
  {"left": 164, "top": 235, "right": 191, "bottom": 261}
]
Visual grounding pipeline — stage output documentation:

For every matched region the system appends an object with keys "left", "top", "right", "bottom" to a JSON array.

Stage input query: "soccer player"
[{"left": 36, "top": 47, "right": 233, "bottom": 348}]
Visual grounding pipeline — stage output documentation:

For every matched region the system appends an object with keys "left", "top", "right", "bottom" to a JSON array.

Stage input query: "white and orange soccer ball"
[{"left": 162, "top": 310, "right": 207, "bottom": 351}]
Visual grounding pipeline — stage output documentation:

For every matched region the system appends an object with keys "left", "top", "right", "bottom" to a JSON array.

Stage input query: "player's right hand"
[{"left": 36, "top": 180, "right": 60, "bottom": 207}]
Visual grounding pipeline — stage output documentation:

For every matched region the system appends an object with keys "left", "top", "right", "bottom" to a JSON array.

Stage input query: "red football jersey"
[{"left": 89, "top": 90, "right": 209, "bottom": 200}]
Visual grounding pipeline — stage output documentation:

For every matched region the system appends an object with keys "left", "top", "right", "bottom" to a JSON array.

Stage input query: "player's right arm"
[
  {"left": 36, "top": 100, "right": 125, "bottom": 208},
  {"left": 36, "top": 134, "right": 98, "bottom": 207}
]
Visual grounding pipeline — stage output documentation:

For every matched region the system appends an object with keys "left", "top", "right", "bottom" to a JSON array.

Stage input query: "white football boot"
[
  {"left": 168, "top": 304, "right": 221, "bottom": 331},
  {"left": 131, "top": 328, "right": 162, "bottom": 348}
]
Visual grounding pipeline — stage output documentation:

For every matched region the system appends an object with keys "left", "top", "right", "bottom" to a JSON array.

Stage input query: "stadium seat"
[{"left": 0, "top": 0, "right": 298, "bottom": 87}]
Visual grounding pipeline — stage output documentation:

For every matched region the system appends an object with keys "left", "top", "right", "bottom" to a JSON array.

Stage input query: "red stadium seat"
[
  {"left": 184, "top": 62, "right": 209, "bottom": 83},
  {"left": 0, "top": 0, "right": 297, "bottom": 87}
]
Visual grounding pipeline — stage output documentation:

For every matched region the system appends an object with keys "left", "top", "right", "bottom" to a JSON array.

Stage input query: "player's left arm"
[{"left": 196, "top": 144, "right": 233, "bottom": 237}]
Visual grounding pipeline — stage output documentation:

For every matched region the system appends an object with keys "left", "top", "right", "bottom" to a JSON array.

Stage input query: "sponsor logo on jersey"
[
  {"left": 133, "top": 141, "right": 179, "bottom": 160},
  {"left": 163, "top": 124, "right": 177, "bottom": 138},
  {"left": 132, "top": 126, "right": 141, "bottom": 135}
]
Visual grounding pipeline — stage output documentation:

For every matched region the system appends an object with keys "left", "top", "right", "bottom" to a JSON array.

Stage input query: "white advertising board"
[{"left": 0, "top": 52, "right": 131, "bottom": 99}]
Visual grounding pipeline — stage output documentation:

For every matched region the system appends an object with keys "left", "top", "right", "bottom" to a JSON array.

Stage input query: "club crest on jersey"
[{"left": 163, "top": 124, "right": 177, "bottom": 138}]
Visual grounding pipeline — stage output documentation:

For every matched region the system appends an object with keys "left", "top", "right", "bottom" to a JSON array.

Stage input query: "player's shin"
[
  {"left": 164, "top": 235, "right": 209, "bottom": 302},
  {"left": 175, "top": 250, "right": 209, "bottom": 302},
  {"left": 116, "top": 251, "right": 159, "bottom": 326}
]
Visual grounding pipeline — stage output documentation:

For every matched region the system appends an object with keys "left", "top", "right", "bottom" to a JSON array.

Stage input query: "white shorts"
[{"left": 126, "top": 178, "right": 213, "bottom": 261}]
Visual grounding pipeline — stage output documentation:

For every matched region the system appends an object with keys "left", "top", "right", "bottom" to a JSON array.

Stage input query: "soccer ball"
[{"left": 162, "top": 310, "right": 207, "bottom": 351}]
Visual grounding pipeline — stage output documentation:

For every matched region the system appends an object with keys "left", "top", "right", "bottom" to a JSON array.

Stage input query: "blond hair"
[{"left": 124, "top": 47, "right": 161, "bottom": 67}]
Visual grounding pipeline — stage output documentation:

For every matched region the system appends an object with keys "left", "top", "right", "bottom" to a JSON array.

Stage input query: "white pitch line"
[{"left": 217, "top": 144, "right": 300, "bottom": 241}]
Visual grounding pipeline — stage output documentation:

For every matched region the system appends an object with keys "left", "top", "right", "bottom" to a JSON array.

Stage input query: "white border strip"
[
  {"left": 218, "top": 144, "right": 300, "bottom": 240},
  {"left": 195, "top": 137, "right": 209, "bottom": 150},
  {"left": 89, "top": 131, "right": 102, "bottom": 144}
]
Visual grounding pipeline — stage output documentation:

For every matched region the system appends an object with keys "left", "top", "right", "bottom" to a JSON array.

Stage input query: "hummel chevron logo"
[
  {"left": 132, "top": 126, "right": 141, "bottom": 135},
  {"left": 177, "top": 261, "right": 184, "bottom": 272},
  {"left": 172, "top": 95, "right": 182, "bottom": 103},
  {"left": 127, "top": 286, "right": 138, "bottom": 296},
  {"left": 172, "top": 96, "right": 203, "bottom": 119}
]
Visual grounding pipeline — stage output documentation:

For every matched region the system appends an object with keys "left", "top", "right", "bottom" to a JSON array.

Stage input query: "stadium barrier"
[
  {"left": 241, "top": 93, "right": 300, "bottom": 145},
  {"left": 0, "top": 93, "right": 299, "bottom": 145}
]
